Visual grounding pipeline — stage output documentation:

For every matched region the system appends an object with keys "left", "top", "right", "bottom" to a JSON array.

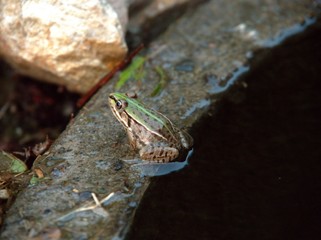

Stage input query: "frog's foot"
[{"left": 139, "top": 146, "right": 179, "bottom": 163}]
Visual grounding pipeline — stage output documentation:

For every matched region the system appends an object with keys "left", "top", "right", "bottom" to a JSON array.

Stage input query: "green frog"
[{"left": 108, "top": 92, "right": 193, "bottom": 162}]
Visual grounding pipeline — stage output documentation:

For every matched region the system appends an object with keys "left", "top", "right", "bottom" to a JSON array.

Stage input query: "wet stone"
[
  {"left": 42, "top": 209, "right": 52, "bottom": 215},
  {"left": 113, "top": 160, "right": 124, "bottom": 171},
  {"left": 174, "top": 59, "right": 195, "bottom": 72},
  {"left": 51, "top": 168, "right": 64, "bottom": 178},
  {"left": 78, "top": 191, "right": 92, "bottom": 202},
  {"left": 128, "top": 202, "right": 138, "bottom": 208},
  {"left": 95, "top": 159, "right": 111, "bottom": 170}
]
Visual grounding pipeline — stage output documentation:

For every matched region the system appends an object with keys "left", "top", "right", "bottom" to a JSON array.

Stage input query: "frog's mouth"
[{"left": 109, "top": 95, "right": 117, "bottom": 105}]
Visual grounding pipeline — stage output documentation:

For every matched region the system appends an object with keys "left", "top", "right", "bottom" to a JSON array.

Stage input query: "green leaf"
[
  {"left": 29, "top": 176, "right": 41, "bottom": 185},
  {"left": 115, "top": 56, "right": 146, "bottom": 90},
  {"left": 150, "top": 66, "right": 168, "bottom": 97},
  {"left": 0, "top": 151, "right": 27, "bottom": 173}
]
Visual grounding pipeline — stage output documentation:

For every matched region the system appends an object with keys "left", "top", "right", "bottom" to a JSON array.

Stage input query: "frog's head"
[
  {"left": 109, "top": 93, "right": 128, "bottom": 112},
  {"left": 109, "top": 92, "right": 140, "bottom": 128},
  {"left": 109, "top": 93, "right": 134, "bottom": 133},
  {"left": 108, "top": 92, "right": 139, "bottom": 111}
]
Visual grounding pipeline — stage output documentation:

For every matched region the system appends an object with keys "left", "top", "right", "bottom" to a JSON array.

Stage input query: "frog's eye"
[
  {"left": 115, "top": 100, "right": 128, "bottom": 110},
  {"left": 116, "top": 100, "right": 122, "bottom": 109}
]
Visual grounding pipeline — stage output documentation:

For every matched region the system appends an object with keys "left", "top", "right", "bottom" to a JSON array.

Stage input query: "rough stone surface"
[
  {"left": 128, "top": 0, "right": 206, "bottom": 44},
  {"left": 0, "top": 0, "right": 128, "bottom": 93},
  {"left": 1, "top": 0, "right": 319, "bottom": 239}
]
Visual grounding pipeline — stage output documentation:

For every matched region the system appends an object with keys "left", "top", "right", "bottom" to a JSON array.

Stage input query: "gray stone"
[{"left": 128, "top": 0, "right": 206, "bottom": 43}]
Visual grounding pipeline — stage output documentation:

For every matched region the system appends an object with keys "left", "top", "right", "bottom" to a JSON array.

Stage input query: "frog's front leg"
[
  {"left": 139, "top": 144, "right": 179, "bottom": 163},
  {"left": 126, "top": 129, "right": 137, "bottom": 149}
]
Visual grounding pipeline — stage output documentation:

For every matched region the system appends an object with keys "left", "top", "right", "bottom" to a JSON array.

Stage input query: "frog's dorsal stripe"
[
  {"left": 125, "top": 110, "right": 168, "bottom": 141},
  {"left": 124, "top": 96, "right": 177, "bottom": 142}
]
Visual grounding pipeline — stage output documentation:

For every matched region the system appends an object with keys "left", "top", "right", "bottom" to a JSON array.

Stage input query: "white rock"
[{"left": 0, "top": 0, "right": 128, "bottom": 93}]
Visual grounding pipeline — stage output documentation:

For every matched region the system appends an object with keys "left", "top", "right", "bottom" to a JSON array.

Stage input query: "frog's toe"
[{"left": 179, "top": 130, "right": 193, "bottom": 149}]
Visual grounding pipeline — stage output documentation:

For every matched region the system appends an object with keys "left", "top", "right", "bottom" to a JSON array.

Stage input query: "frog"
[{"left": 108, "top": 92, "right": 193, "bottom": 162}]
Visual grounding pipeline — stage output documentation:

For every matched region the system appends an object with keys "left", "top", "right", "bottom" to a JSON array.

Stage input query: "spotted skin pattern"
[{"left": 109, "top": 93, "right": 193, "bottom": 162}]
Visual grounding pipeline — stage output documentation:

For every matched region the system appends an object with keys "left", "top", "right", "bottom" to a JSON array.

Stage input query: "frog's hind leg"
[{"left": 139, "top": 145, "right": 179, "bottom": 163}]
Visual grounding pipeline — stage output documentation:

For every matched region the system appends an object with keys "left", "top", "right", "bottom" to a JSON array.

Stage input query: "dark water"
[{"left": 127, "top": 21, "right": 321, "bottom": 240}]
